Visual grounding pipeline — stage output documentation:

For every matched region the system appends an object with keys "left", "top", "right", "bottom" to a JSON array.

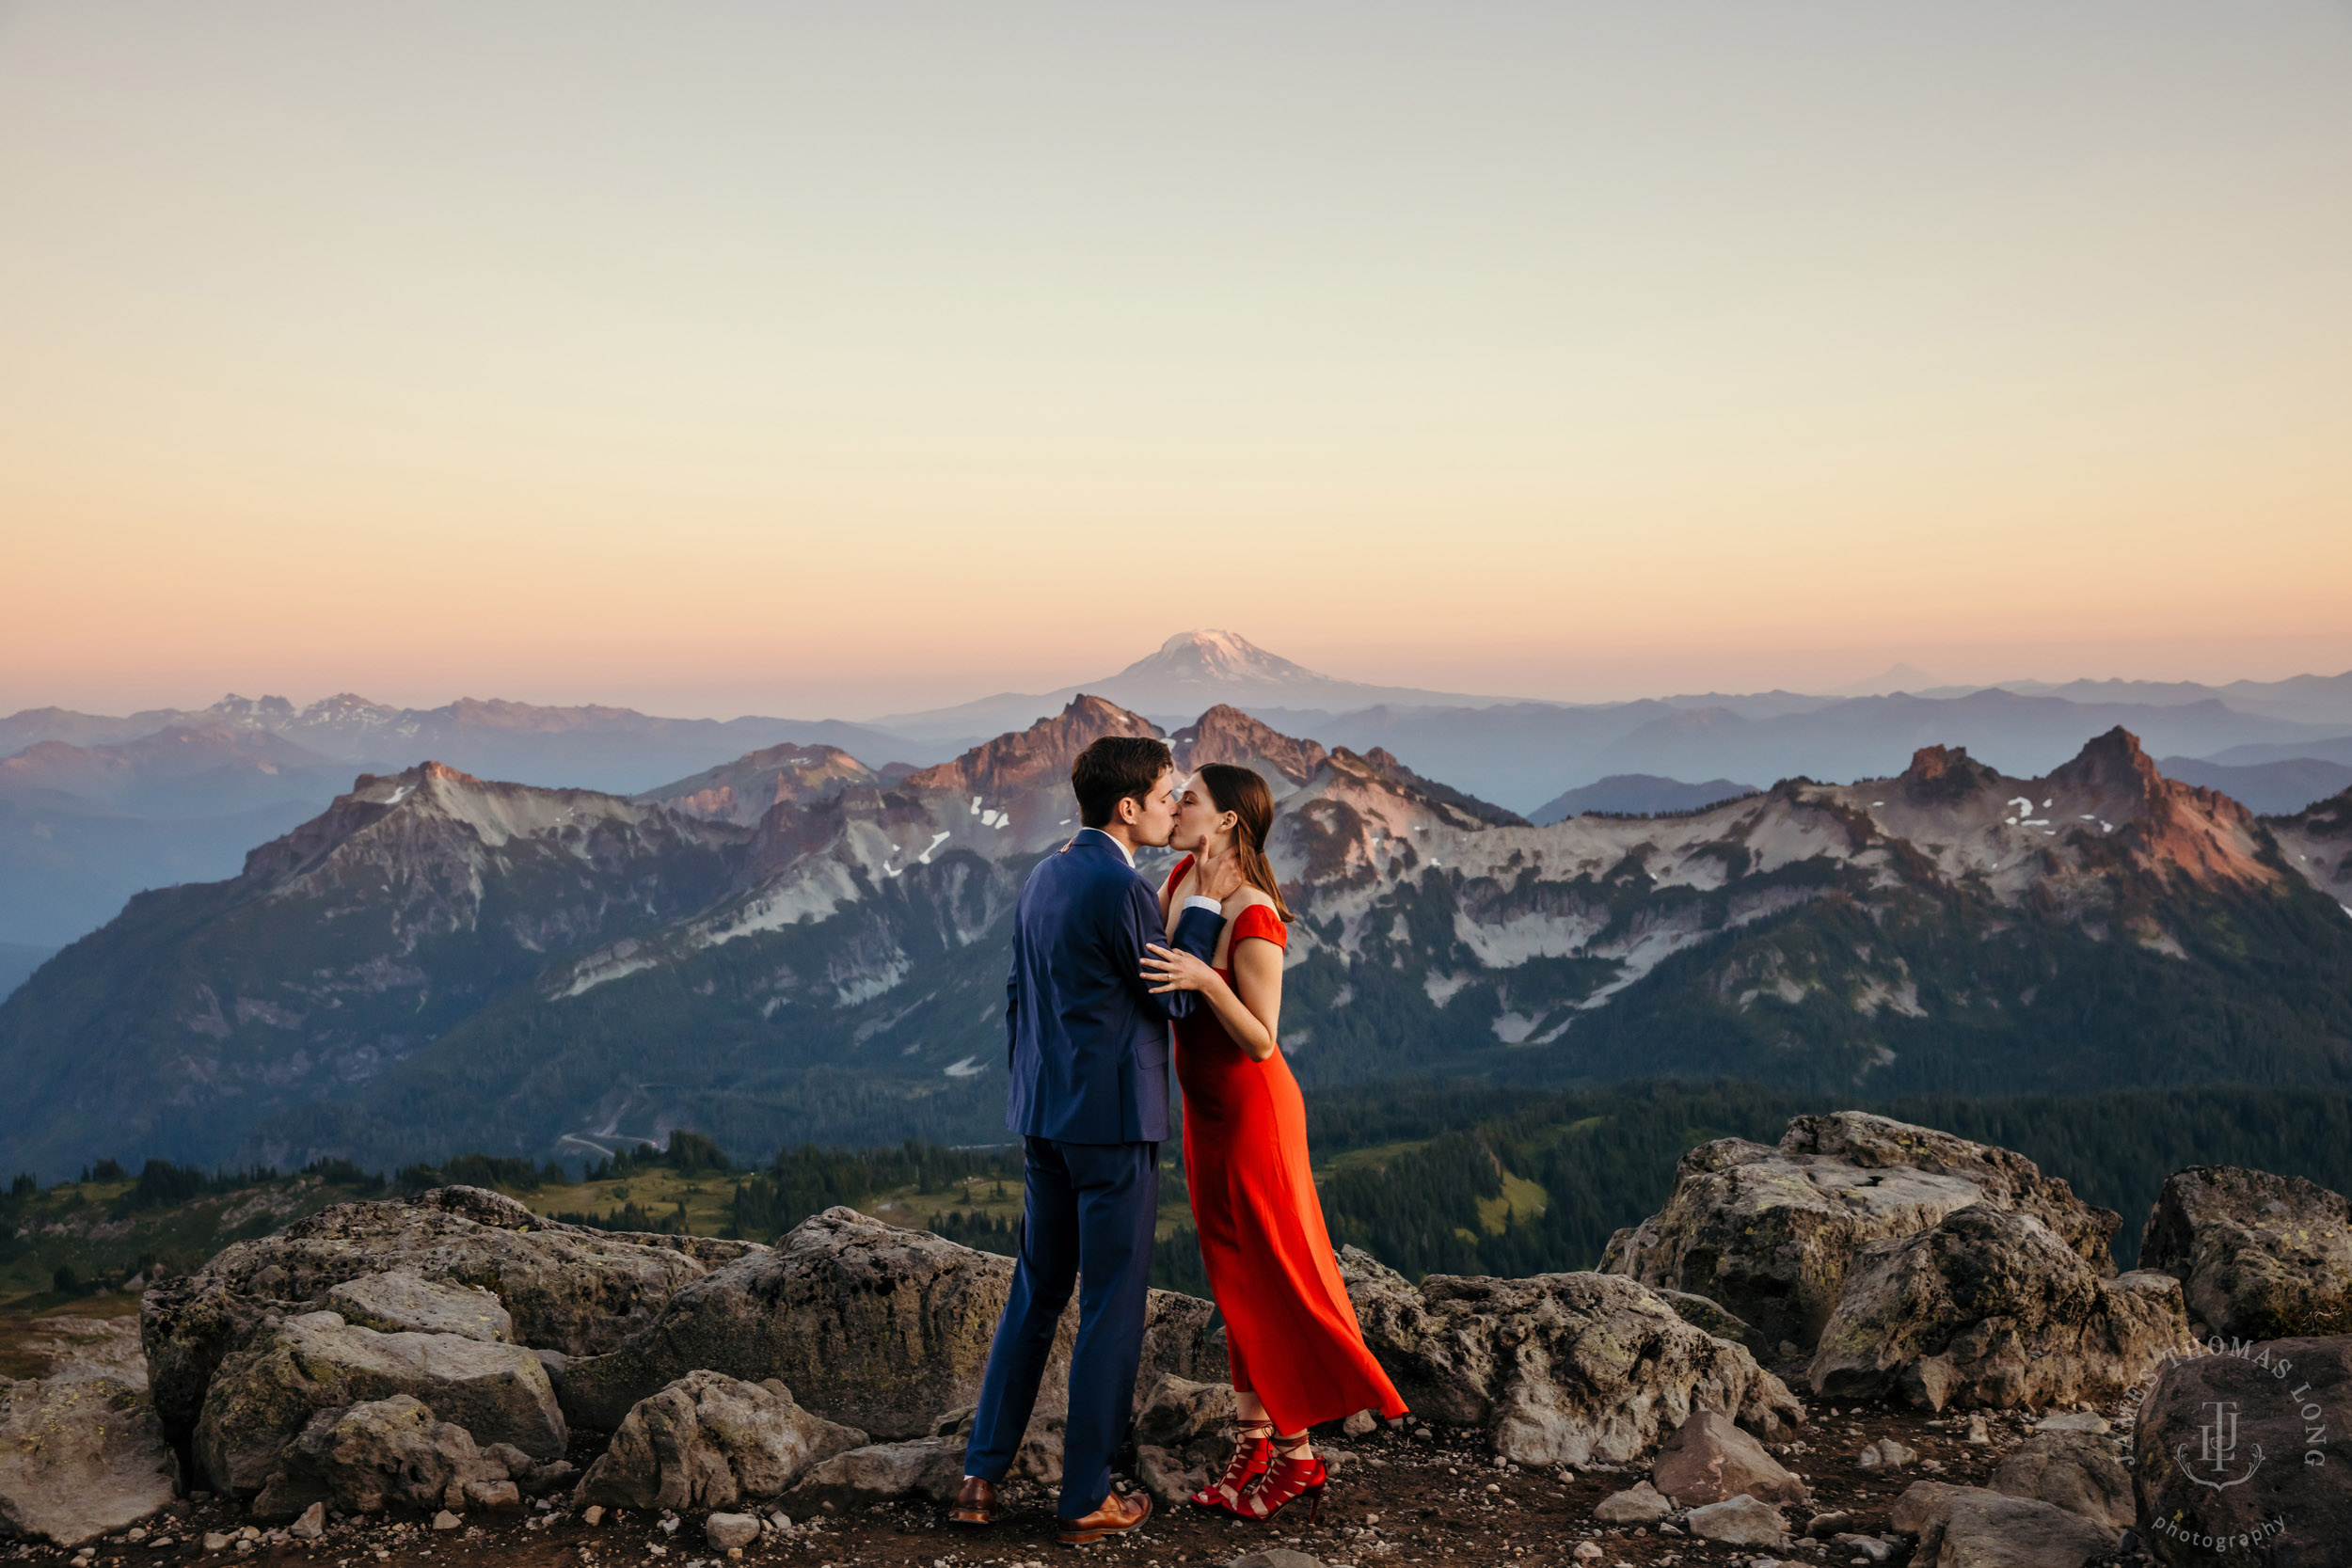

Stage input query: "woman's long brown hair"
[{"left": 1196, "top": 763, "right": 1292, "bottom": 922}]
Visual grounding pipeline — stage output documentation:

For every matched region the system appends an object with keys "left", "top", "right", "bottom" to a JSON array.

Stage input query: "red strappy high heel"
[
  {"left": 1234, "top": 1434, "right": 1327, "bottom": 1524},
  {"left": 1190, "top": 1420, "right": 1273, "bottom": 1513}
]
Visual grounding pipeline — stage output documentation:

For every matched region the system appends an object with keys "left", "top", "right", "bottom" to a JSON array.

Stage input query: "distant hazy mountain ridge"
[{"left": 1527, "top": 774, "right": 1761, "bottom": 826}]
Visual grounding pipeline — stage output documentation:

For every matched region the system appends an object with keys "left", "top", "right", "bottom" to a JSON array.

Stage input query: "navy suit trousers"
[{"left": 962, "top": 1135, "right": 1158, "bottom": 1517}]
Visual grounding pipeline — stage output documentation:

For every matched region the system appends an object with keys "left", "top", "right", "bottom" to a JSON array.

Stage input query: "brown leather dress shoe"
[
  {"left": 1057, "top": 1485, "right": 1152, "bottom": 1545},
  {"left": 949, "top": 1475, "right": 999, "bottom": 1526}
]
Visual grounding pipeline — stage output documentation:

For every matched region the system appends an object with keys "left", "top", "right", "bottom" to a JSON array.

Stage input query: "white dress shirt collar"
[
  {"left": 1075, "top": 825, "right": 1136, "bottom": 868},
  {"left": 1073, "top": 826, "right": 1223, "bottom": 916}
]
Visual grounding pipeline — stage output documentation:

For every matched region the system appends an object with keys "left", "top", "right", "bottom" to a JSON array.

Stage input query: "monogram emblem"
[{"left": 2175, "top": 1399, "right": 2265, "bottom": 1491}]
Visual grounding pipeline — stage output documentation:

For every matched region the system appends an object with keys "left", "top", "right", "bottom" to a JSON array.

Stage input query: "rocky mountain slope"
[
  {"left": 0, "top": 765, "right": 744, "bottom": 1179},
  {"left": 0, "top": 700, "right": 931, "bottom": 950},
  {"left": 1301, "top": 686, "right": 2352, "bottom": 816},
  {"left": 3, "top": 698, "right": 2348, "bottom": 1180},
  {"left": 636, "top": 744, "right": 889, "bottom": 827}
]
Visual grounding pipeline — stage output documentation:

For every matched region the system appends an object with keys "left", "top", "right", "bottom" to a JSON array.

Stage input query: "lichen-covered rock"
[
  {"left": 2138, "top": 1166, "right": 2352, "bottom": 1339},
  {"left": 1601, "top": 1113, "right": 2122, "bottom": 1353},
  {"left": 787, "top": 1436, "right": 968, "bottom": 1505},
  {"left": 928, "top": 1404, "right": 1064, "bottom": 1484},
  {"left": 560, "top": 1209, "right": 1223, "bottom": 1437},
  {"left": 195, "top": 1310, "right": 565, "bottom": 1496},
  {"left": 1808, "top": 1206, "right": 2189, "bottom": 1410},
  {"left": 275, "top": 1395, "right": 507, "bottom": 1515},
  {"left": 1889, "top": 1480, "right": 1969, "bottom": 1535},
  {"left": 1133, "top": 1373, "right": 1237, "bottom": 1452},
  {"left": 141, "top": 1187, "right": 738, "bottom": 1440},
  {"left": 1650, "top": 1408, "right": 1808, "bottom": 1507},
  {"left": 570, "top": 1370, "right": 866, "bottom": 1512},
  {"left": 1991, "top": 1430, "right": 2133, "bottom": 1534},
  {"left": 1684, "top": 1494, "right": 1789, "bottom": 1547},
  {"left": 0, "top": 1374, "right": 180, "bottom": 1547},
  {"left": 1338, "top": 1246, "right": 1803, "bottom": 1466},
  {"left": 1652, "top": 1290, "right": 1771, "bottom": 1358},
  {"left": 1592, "top": 1481, "right": 1673, "bottom": 1524},
  {"left": 1133, "top": 1444, "right": 1208, "bottom": 1507},
  {"left": 1899, "top": 1483, "right": 2115, "bottom": 1568},
  {"left": 2133, "top": 1335, "right": 2352, "bottom": 1568},
  {"left": 1129, "top": 1375, "right": 1238, "bottom": 1502},
  {"left": 326, "top": 1271, "right": 515, "bottom": 1343}
]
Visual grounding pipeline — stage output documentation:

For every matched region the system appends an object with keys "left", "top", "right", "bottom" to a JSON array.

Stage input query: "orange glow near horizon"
[{"left": 4, "top": 3, "right": 2350, "bottom": 720}]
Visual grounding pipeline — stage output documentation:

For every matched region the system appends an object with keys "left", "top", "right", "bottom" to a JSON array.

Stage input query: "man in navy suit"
[{"left": 952, "top": 735, "right": 1238, "bottom": 1544}]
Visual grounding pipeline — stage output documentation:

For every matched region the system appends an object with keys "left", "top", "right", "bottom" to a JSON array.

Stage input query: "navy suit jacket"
[{"left": 1004, "top": 831, "right": 1226, "bottom": 1145}]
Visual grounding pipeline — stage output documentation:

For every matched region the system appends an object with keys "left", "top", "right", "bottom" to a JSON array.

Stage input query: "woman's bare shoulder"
[{"left": 1231, "top": 888, "right": 1281, "bottom": 921}]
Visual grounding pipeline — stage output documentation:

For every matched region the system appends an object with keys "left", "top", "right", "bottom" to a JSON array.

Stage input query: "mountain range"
[
  {"left": 6, "top": 630, "right": 2351, "bottom": 953},
  {"left": 3, "top": 688, "right": 2347, "bottom": 1183}
]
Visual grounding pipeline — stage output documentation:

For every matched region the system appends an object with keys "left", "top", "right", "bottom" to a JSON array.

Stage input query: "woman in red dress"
[{"left": 1141, "top": 764, "right": 1408, "bottom": 1524}]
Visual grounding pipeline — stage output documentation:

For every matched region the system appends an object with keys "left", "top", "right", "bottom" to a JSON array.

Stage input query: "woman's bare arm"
[
  {"left": 1141, "top": 931, "right": 1283, "bottom": 1062},
  {"left": 1220, "top": 938, "right": 1284, "bottom": 1061}
]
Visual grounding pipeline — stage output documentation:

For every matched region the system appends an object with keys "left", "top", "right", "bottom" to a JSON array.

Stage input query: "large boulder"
[
  {"left": 559, "top": 1208, "right": 1224, "bottom": 1437},
  {"left": 1650, "top": 1408, "right": 1808, "bottom": 1507},
  {"left": 1651, "top": 1290, "right": 1772, "bottom": 1358},
  {"left": 326, "top": 1271, "right": 515, "bottom": 1343},
  {"left": 2138, "top": 1166, "right": 2352, "bottom": 1339},
  {"left": 1601, "top": 1113, "right": 2121, "bottom": 1352},
  {"left": 788, "top": 1437, "right": 969, "bottom": 1506},
  {"left": 1130, "top": 1375, "right": 1239, "bottom": 1504},
  {"left": 1991, "top": 1430, "right": 2133, "bottom": 1534},
  {"left": 141, "top": 1187, "right": 742, "bottom": 1439},
  {"left": 1133, "top": 1373, "right": 1237, "bottom": 1452},
  {"left": 1808, "top": 1205, "right": 2188, "bottom": 1410},
  {"left": 1896, "top": 1482, "right": 2115, "bottom": 1568},
  {"left": 2132, "top": 1335, "right": 2351, "bottom": 1568},
  {"left": 1338, "top": 1247, "right": 1802, "bottom": 1465},
  {"left": 194, "top": 1310, "right": 565, "bottom": 1496},
  {"left": 571, "top": 1370, "right": 866, "bottom": 1512},
  {"left": 275, "top": 1395, "right": 508, "bottom": 1515},
  {"left": 0, "top": 1374, "right": 180, "bottom": 1547}
]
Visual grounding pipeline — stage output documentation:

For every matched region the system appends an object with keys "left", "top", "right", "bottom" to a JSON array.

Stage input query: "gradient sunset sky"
[{"left": 4, "top": 2, "right": 2349, "bottom": 719}]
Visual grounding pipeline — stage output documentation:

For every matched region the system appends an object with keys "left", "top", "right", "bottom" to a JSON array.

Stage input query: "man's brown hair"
[{"left": 1072, "top": 735, "right": 1173, "bottom": 828}]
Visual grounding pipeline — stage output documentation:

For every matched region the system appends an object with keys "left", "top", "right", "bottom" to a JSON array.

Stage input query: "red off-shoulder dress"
[{"left": 1167, "top": 859, "right": 1408, "bottom": 1434}]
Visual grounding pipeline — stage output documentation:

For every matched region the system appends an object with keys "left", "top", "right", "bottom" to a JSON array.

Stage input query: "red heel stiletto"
[
  {"left": 1190, "top": 1420, "right": 1273, "bottom": 1513},
  {"left": 1236, "top": 1435, "right": 1327, "bottom": 1524}
]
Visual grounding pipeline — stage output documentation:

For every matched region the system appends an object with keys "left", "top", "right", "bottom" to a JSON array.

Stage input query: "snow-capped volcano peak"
[{"left": 1120, "top": 630, "right": 1322, "bottom": 689}]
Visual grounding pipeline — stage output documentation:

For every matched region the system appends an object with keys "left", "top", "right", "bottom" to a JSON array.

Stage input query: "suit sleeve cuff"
[{"left": 1182, "top": 895, "right": 1224, "bottom": 916}]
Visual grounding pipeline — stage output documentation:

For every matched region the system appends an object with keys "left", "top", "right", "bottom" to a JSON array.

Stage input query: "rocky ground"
[
  {"left": 15, "top": 1116, "right": 2345, "bottom": 1568},
  {"left": 0, "top": 1401, "right": 2140, "bottom": 1568}
]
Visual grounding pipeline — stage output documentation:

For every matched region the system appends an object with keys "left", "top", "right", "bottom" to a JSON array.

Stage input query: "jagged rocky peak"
[
  {"left": 2046, "top": 727, "right": 2272, "bottom": 887},
  {"left": 1327, "top": 745, "right": 1528, "bottom": 828},
  {"left": 640, "top": 742, "right": 878, "bottom": 827},
  {"left": 901, "top": 695, "right": 1160, "bottom": 800},
  {"left": 2264, "top": 784, "right": 2352, "bottom": 900},
  {"left": 241, "top": 761, "right": 726, "bottom": 888},
  {"left": 1171, "top": 705, "right": 1329, "bottom": 790},
  {"left": 1899, "top": 743, "right": 1999, "bottom": 805}
]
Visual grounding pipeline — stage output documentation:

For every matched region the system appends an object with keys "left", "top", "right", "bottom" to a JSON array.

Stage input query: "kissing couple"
[{"left": 949, "top": 735, "right": 1406, "bottom": 1545}]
